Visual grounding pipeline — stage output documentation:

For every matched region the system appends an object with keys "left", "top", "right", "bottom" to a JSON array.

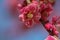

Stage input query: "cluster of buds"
[
  {"left": 18, "top": 1, "right": 41, "bottom": 27},
  {"left": 18, "top": 0, "right": 54, "bottom": 27},
  {"left": 17, "top": 0, "right": 59, "bottom": 40}
]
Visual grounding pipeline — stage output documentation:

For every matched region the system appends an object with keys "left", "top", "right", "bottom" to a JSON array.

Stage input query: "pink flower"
[
  {"left": 39, "top": 0, "right": 53, "bottom": 12},
  {"left": 41, "top": 7, "right": 52, "bottom": 20},
  {"left": 45, "top": 35, "right": 57, "bottom": 40},
  {"left": 39, "top": 0, "right": 53, "bottom": 21},
  {"left": 19, "top": 1, "right": 41, "bottom": 27},
  {"left": 39, "top": 0, "right": 53, "bottom": 11}
]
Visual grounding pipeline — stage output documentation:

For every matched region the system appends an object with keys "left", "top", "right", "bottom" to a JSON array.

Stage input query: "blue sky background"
[{"left": 0, "top": 0, "right": 60, "bottom": 40}]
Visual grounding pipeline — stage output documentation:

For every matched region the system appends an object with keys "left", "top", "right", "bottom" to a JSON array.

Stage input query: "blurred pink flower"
[
  {"left": 19, "top": 1, "right": 41, "bottom": 27},
  {"left": 45, "top": 35, "right": 57, "bottom": 40},
  {"left": 39, "top": 0, "right": 53, "bottom": 11}
]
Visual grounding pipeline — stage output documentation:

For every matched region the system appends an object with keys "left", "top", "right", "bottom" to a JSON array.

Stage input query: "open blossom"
[
  {"left": 45, "top": 23, "right": 59, "bottom": 36},
  {"left": 18, "top": 0, "right": 54, "bottom": 27},
  {"left": 45, "top": 35, "right": 58, "bottom": 40},
  {"left": 19, "top": 1, "right": 41, "bottom": 27}
]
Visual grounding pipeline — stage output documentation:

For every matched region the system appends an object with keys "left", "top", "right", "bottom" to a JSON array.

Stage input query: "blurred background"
[{"left": 0, "top": 0, "right": 60, "bottom": 40}]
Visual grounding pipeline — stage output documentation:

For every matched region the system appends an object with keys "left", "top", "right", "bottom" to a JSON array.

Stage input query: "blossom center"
[{"left": 27, "top": 12, "right": 33, "bottom": 19}]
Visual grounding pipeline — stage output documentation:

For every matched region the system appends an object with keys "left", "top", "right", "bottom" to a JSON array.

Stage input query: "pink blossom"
[
  {"left": 39, "top": 0, "right": 53, "bottom": 12},
  {"left": 39, "top": 1, "right": 53, "bottom": 21},
  {"left": 45, "top": 35, "right": 57, "bottom": 40},
  {"left": 19, "top": 1, "right": 41, "bottom": 27}
]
